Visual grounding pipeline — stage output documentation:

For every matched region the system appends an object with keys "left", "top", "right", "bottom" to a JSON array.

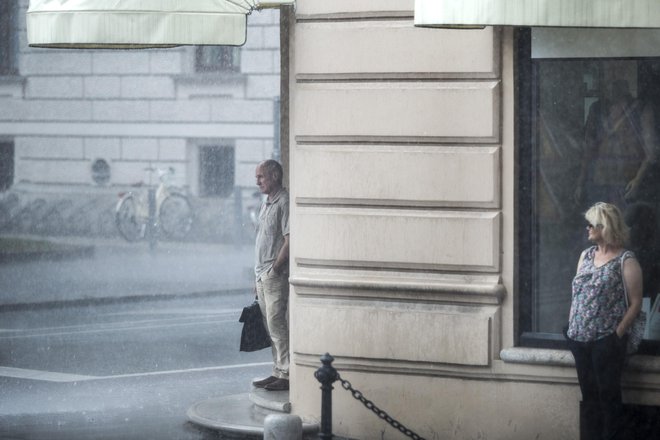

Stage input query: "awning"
[
  {"left": 27, "top": 0, "right": 294, "bottom": 49},
  {"left": 415, "top": 0, "right": 660, "bottom": 29}
]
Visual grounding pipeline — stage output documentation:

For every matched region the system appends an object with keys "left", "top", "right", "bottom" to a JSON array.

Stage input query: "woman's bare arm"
[{"left": 618, "top": 257, "right": 643, "bottom": 337}]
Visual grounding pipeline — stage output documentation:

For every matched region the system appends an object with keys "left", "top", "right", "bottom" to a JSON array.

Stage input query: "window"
[
  {"left": 199, "top": 145, "right": 235, "bottom": 197},
  {"left": 0, "top": 0, "right": 18, "bottom": 75},
  {"left": 0, "top": 141, "right": 14, "bottom": 191},
  {"left": 91, "top": 159, "right": 111, "bottom": 186},
  {"left": 195, "top": 46, "right": 240, "bottom": 73},
  {"left": 518, "top": 28, "right": 660, "bottom": 354}
]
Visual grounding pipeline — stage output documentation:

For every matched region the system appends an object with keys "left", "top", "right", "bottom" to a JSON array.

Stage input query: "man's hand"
[
  {"left": 573, "top": 184, "right": 584, "bottom": 205},
  {"left": 625, "top": 178, "right": 640, "bottom": 201}
]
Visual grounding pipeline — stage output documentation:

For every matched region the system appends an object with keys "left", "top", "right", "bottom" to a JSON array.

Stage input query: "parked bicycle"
[{"left": 115, "top": 166, "right": 193, "bottom": 243}]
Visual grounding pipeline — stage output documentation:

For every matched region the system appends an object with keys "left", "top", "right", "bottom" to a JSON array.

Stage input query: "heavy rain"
[
  {"left": 3, "top": 1, "right": 660, "bottom": 440},
  {"left": 0, "top": 1, "right": 279, "bottom": 438}
]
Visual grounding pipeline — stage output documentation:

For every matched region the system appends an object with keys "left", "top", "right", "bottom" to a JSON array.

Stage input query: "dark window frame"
[
  {"left": 515, "top": 28, "right": 660, "bottom": 355},
  {"left": 199, "top": 144, "right": 235, "bottom": 198},
  {"left": 195, "top": 46, "right": 241, "bottom": 73},
  {"left": 0, "top": 140, "right": 14, "bottom": 191},
  {"left": 0, "top": 0, "right": 18, "bottom": 76}
]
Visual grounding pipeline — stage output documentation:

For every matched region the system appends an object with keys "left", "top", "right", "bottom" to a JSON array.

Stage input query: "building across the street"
[{"left": 0, "top": 0, "right": 281, "bottom": 241}]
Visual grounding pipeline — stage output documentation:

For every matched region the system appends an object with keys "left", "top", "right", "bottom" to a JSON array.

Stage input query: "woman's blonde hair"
[{"left": 584, "top": 202, "right": 629, "bottom": 246}]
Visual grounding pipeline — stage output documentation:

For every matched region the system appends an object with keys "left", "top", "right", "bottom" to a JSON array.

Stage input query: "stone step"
[
  {"left": 186, "top": 393, "right": 319, "bottom": 438},
  {"left": 249, "top": 387, "right": 291, "bottom": 413}
]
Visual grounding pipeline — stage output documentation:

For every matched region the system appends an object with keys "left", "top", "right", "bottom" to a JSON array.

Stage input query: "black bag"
[{"left": 239, "top": 300, "right": 271, "bottom": 352}]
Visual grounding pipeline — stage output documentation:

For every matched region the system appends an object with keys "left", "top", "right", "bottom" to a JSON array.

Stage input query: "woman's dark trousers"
[{"left": 568, "top": 334, "right": 628, "bottom": 440}]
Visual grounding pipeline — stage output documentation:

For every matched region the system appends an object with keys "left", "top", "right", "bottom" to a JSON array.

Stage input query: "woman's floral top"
[{"left": 567, "top": 246, "right": 633, "bottom": 342}]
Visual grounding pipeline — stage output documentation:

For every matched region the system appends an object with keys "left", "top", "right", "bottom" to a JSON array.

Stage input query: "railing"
[{"left": 314, "top": 353, "right": 427, "bottom": 440}]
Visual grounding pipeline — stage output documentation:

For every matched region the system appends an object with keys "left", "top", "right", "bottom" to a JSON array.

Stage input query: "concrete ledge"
[
  {"left": 500, "top": 347, "right": 574, "bottom": 367},
  {"left": 501, "top": 347, "right": 660, "bottom": 373},
  {"left": 0, "top": 244, "right": 94, "bottom": 264}
]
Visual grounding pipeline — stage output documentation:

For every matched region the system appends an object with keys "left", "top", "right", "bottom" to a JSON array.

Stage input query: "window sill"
[
  {"left": 501, "top": 347, "right": 660, "bottom": 373},
  {"left": 173, "top": 73, "right": 246, "bottom": 99},
  {"left": 500, "top": 347, "right": 574, "bottom": 367},
  {"left": 174, "top": 72, "right": 245, "bottom": 85}
]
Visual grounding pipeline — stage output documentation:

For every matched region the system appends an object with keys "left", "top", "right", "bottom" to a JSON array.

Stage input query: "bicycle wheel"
[
  {"left": 159, "top": 193, "right": 193, "bottom": 240},
  {"left": 115, "top": 194, "right": 144, "bottom": 242}
]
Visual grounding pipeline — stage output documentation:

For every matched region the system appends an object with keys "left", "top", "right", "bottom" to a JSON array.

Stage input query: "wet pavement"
[
  {"left": 0, "top": 235, "right": 269, "bottom": 440},
  {"left": 0, "top": 235, "right": 254, "bottom": 308}
]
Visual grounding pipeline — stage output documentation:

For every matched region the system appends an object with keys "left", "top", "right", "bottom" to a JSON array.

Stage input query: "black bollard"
[{"left": 314, "top": 353, "right": 339, "bottom": 439}]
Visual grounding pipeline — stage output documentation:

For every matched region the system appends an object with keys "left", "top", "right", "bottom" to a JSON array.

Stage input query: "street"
[
  {"left": 0, "top": 239, "right": 255, "bottom": 307},
  {"left": 0, "top": 294, "right": 272, "bottom": 439},
  {"left": 0, "top": 238, "right": 273, "bottom": 439}
]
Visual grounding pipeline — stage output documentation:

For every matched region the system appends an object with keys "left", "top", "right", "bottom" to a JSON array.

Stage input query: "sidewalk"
[{"left": 0, "top": 234, "right": 255, "bottom": 308}]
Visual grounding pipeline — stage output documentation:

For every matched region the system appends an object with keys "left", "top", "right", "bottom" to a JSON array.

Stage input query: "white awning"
[
  {"left": 415, "top": 0, "right": 660, "bottom": 29},
  {"left": 27, "top": 0, "right": 294, "bottom": 49}
]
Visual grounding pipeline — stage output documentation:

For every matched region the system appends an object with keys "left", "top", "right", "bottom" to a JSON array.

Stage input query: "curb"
[
  {"left": 0, "top": 288, "right": 252, "bottom": 311},
  {"left": 0, "top": 244, "right": 95, "bottom": 264}
]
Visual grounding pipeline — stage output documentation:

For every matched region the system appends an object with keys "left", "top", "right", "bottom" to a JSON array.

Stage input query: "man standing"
[{"left": 251, "top": 160, "right": 290, "bottom": 391}]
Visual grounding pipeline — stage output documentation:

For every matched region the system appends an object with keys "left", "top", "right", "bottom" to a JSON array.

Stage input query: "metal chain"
[{"left": 337, "top": 373, "right": 426, "bottom": 440}]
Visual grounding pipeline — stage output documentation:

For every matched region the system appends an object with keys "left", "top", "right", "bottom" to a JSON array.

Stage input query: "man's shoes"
[
  {"left": 264, "top": 378, "right": 289, "bottom": 391},
  {"left": 252, "top": 376, "right": 278, "bottom": 388}
]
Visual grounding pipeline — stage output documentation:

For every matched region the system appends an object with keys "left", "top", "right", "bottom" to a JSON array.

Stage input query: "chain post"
[
  {"left": 315, "top": 353, "right": 426, "bottom": 440},
  {"left": 337, "top": 376, "right": 426, "bottom": 440},
  {"left": 314, "top": 353, "right": 339, "bottom": 439}
]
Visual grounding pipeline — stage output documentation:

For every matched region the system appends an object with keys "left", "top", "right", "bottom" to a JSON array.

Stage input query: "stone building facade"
[{"left": 284, "top": 1, "right": 660, "bottom": 439}]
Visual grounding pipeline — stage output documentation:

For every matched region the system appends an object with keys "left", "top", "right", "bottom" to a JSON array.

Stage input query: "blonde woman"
[{"left": 566, "top": 202, "right": 643, "bottom": 440}]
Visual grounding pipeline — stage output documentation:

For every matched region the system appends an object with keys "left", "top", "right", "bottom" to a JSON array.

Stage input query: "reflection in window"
[
  {"left": 523, "top": 51, "right": 660, "bottom": 351},
  {"left": 199, "top": 145, "right": 235, "bottom": 198},
  {"left": 0, "top": 0, "right": 18, "bottom": 75},
  {"left": 195, "top": 46, "right": 241, "bottom": 73}
]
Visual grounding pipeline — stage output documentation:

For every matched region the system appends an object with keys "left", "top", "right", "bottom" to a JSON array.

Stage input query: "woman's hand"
[{"left": 615, "top": 326, "right": 625, "bottom": 338}]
